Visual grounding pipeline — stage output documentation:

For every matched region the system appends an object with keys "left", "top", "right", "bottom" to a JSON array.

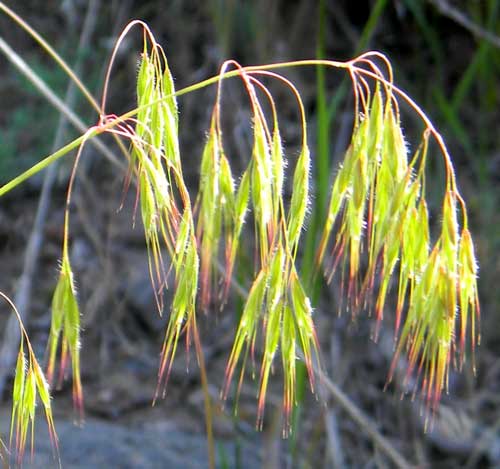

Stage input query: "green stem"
[
  {"left": 0, "top": 131, "right": 95, "bottom": 198},
  {"left": 192, "top": 316, "right": 216, "bottom": 469},
  {"left": 0, "top": 60, "right": 348, "bottom": 199},
  {"left": 0, "top": 57, "right": 462, "bottom": 221},
  {"left": 0, "top": 1, "right": 100, "bottom": 113},
  {"left": 315, "top": 0, "right": 329, "bottom": 223}
]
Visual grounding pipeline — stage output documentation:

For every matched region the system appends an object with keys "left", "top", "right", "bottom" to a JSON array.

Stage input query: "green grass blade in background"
[{"left": 292, "top": 0, "right": 389, "bottom": 462}]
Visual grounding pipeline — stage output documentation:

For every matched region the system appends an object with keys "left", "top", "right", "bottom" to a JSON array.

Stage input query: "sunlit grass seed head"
[
  {"left": 121, "top": 37, "right": 209, "bottom": 408},
  {"left": 251, "top": 116, "right": 274, "bottom": 262},
  {"left": 205, "top": 75, "right": 319, "bottom": 431},
  {"left": 271, "top": 127, "right": 284, "bottom": 218},
  {"left": 388, "top": 219, "right": 478, "bottom": 426},
  {"left": 47, "top": 254, "right": 83, "bottom": 420},
  {"left": 124, "top": 40, "right": 190, "bottom": 319},
  {"left": 1, "top": 293, "right": 58, "bottom": 465},
  {"left": 441, "top": 190, "right": 459, "bottom": 267},
  {"left": 197, "top": 125, "right": 222, "bottom": 310},
  {"left": 287, "top": 144, "right": 310, "bottom": 251},
  {"left": 156, "top": 238, "right": 199, "bottom": 400},
  {"left": 223, "top": 269, "right": 267, "bottom": 402},
  {"left": 5, "top": 20, "right": 481, "bottom": 453},
  {"left": 309, "top": 72, "right": 480, "bottom": 416},
  {"left": 223, "top": 242, "right": 320, "bottom": 434},
  {"left": 458, "top": 227, "right": 480, "bottom": 365}
]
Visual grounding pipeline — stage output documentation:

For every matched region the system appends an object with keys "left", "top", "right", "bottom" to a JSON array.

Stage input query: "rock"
[{"left": 19, "top": 417, "right": 262, "bottom": 468}]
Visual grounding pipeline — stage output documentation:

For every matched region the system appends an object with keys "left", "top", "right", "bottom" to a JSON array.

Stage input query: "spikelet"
[
  {"left": 315, "top": 70, "right": 479, "bottom": 418},
  {"left": 156, "top": 236, "right": 199, "bottom": 399},
  {"left": 458, "top": 227, "right": 480, "bottom": 366},
  {"left": 47, "top": 253, "right": 83, "bottom": 419},
  {"left": 126, "top": 37, "right": 204, "bottom": 400},
  {"left": 223, "top": 169, "right": 251, "bottom": 301},
  {"left": 222, "top": 240, "right": 319, "bottom": 435},
  {"left": 197, "top": 121, "right": 222, "bottom": 310},
  {"left": 287, "top": 144, "right": 310, "bottom": 251},
  {"left": 100, "top": 32, "right": 202, "bottom": 402},
  {"left": 196, "top": 116, "right": 238, "bottom": 310},
  {"left": 251, "top": 115, "right": 274, "bottom": 264},
  {"left": 0, "top": 293, "right": 58, "bottom": 465}
]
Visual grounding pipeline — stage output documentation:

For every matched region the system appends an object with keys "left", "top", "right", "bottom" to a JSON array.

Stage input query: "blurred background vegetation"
[{"left": 0, "top": 0, "right": 499, "bottom": 467}]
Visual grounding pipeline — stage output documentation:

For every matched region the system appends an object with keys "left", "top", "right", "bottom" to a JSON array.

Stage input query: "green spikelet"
[{"left": 47, "top": 253, "right": 83, "bottom": 419}]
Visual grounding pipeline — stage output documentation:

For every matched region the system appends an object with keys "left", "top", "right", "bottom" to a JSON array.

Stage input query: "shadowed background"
[{"left": 0, "top": 1, "right": 498, "bottom": 467}]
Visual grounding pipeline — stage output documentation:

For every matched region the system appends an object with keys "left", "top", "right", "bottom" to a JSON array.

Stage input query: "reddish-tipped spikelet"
[
  {"left": 155, "top": 238, "right": 199, "bottom": 400},
  {"left": 223, "top": 243, "right": 319, "bottom": 434},
  {"left": 0, "top": 291, "right": 59, "bottom": 466},
  {"left": 195, "top": 116, "right": 237, "bottom": 310},
  {"left": 126, "top": 39, "right": 201, "bottom": 403},
  {"left": 47, "top": 253, "right": 83, "bottom": 420},
  {"left": 0, "top": 15, "right": 483, "bottom": 469},
  {"left": 316, "top": 70, "right": 479, "bottom": 417}
]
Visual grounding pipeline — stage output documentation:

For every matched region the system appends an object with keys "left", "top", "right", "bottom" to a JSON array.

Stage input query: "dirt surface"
[{"left": 2, "top": 411, "right": 262, "bottom": 468}]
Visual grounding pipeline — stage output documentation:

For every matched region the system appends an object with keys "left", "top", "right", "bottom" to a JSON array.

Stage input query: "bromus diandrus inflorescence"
[
  {"left": 0, "top": 293, "right": 58, "bottom": 466},
  {"left": 314, "top": 59, "right": 480, "bottom": 425},
  {"left": 0, "top": 6, "right": 480, "bottom": 465}
]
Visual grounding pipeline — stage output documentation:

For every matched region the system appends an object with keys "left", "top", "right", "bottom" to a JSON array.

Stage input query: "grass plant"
[{"left": 0, "top": 3, "right": 481, "bottom": 467}]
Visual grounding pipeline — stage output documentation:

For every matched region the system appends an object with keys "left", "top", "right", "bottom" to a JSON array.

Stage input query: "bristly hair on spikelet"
[
  {"left": 0, "top": 9, "right": 481, "bottom": 460},
  {"left": 99, "top": 23, "right": 201, "bottom": 401},
  {"left": 316, "top": 54, "right": 480, "bottom": 425},
  {"left": 47, "top": 252, "right": 83, "bottom": 420},
  {"left": 0, "top": 292, "right": 59, "bottom": 466},
  {"left": 44, "top": 30, "right": 479, "bottom": 435},
  {"left": 210, "top": 65, "right": 321, "bottom": 435}
]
